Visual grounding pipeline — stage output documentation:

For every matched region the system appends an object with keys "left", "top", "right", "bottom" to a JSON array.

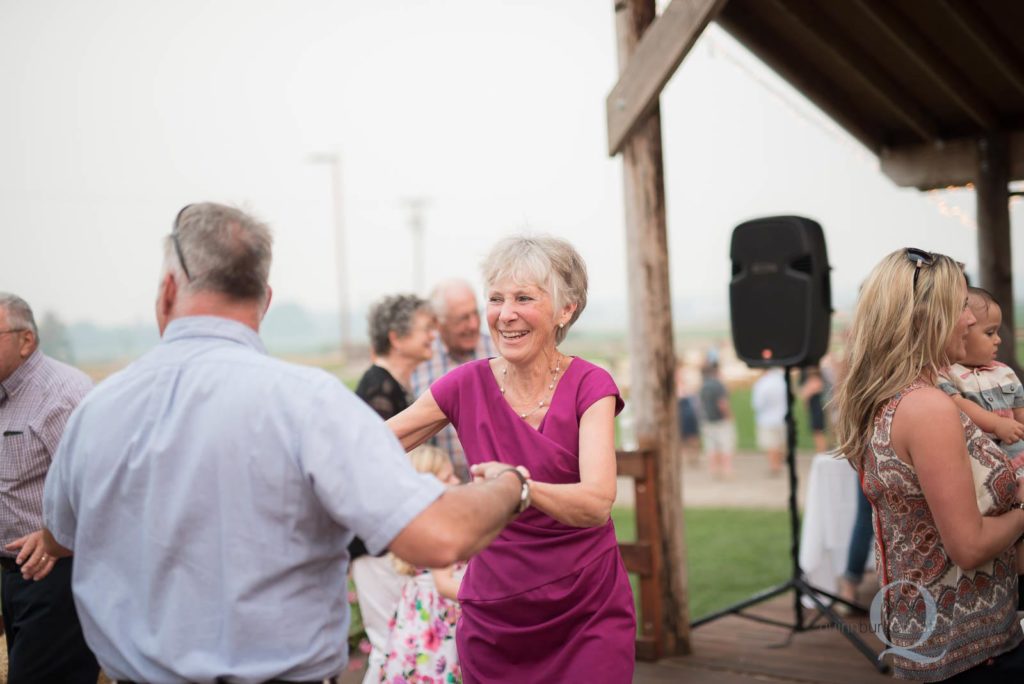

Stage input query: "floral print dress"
[{"left": 379, "top": 568, "right": 462, "bottom": 684}]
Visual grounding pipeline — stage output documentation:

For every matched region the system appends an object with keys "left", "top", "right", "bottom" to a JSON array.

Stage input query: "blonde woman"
[
  {"left": 388, "top": 236, "right": 635, "bottom": 683},
  {"left": 834, "top": 248, "right": 1024, "bottom": 681}
]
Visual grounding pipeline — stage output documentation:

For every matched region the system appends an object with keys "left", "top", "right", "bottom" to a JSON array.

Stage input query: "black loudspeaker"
[{"left": 729, "top": 215, "right": 831, "bottom": 367}]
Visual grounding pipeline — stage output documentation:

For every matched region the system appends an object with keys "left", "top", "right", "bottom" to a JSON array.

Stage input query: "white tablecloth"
[{"left": 799, "top": 453, "right": 873, "bottom": 603}]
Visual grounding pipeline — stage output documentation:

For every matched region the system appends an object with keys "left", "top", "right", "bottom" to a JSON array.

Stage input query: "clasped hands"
[{"left": 470, "top": 461, "right": 530, "bottom": 482}]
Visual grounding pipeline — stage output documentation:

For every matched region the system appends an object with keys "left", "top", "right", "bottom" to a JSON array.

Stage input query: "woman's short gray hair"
[
  {"left": 367, "top": 294, "right": 433, "bottom": 356},
  {"left": 480, "top": 235, "right": 587, "bottom": 344},
  {"left": 163, "top": 203, "right": 273, "bottom": 301}
]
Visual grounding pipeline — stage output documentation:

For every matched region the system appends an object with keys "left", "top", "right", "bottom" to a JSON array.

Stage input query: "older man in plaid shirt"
[
  {"left": 0, "top": 293, "right": 98, "bottom": 682},
  {"left": 411, "top": 279, "right": 493, "bottom": 482}
]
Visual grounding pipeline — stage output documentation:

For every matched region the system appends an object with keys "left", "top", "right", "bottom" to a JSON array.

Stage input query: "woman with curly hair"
[{"left": 352, "top": 293, "right": 437, "bottom": 684}]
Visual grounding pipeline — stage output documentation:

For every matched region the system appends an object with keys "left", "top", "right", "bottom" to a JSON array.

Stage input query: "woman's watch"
[
  {"left": 500, "top": 468, "right": 531, "bottom": 515},
  {"left": 1011, "top": 500, "right": 1024, "bottom": 512}
]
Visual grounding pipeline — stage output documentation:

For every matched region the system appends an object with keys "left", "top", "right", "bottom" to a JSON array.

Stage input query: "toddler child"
[
  {"left": 380, "top": 445, "right": 464, "bottom": 684},
  {"left": 937, "top": 286, "right": 1024, "bottom": 609}
]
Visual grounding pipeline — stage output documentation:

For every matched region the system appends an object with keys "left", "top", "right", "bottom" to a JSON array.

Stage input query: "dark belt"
[{"left": 0, "top": 556, "right": 20, "bottom": 572}]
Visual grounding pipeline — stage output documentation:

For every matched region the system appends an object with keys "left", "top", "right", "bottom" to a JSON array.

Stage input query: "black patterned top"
[
  {"left": 355, "top": 364, "right": 411, "bottom": 421},
  {"left": 349, "top": 364, "right": 413, "bottom": 560}
]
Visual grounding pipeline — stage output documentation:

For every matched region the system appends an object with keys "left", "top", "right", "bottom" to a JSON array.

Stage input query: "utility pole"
[
  {"left": 402, "top": 197, "right": 431, "bottom": 294},
  {"left": 308, "top": 151, "right": 351, "bottom": 359}
]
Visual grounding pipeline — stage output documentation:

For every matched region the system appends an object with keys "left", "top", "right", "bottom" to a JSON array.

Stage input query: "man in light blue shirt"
[{"left": 16, "top": 203, "right": 526, "bottom": 683}]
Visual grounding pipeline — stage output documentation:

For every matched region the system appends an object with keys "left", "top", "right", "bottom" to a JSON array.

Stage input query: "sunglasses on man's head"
[{"left": 172, "top": 204, "right": 194, "bottom": 282}]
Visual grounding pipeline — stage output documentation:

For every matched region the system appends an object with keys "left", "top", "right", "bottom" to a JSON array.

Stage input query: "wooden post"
[
  {"left": 976, "top": 132, "right": 1018, "bottom": 369},
  {"left": 613, "top": 0, "right": 690, "bottom": 656}
]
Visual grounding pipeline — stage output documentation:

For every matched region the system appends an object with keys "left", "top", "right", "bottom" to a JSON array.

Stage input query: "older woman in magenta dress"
[{"left": 388, "top": 235, "right": 636, "bottom": 683}]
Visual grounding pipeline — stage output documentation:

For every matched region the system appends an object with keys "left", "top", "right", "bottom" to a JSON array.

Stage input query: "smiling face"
[
  {"left": 0, "top": 307, "right": 36, "bottom": 383},
  {"left": 943, "top": 276, "right": 976, "bottom": 364},
  {"left": 486, "top": 278, "right": 574, "bottom": 365},
  {"left": 439, "top": 287, "right": 482, "bottom": 357},
  {"left": 961, "top": 296, "right": 1001, "bottom": 366},
  {"left": 391, "top": 309, "right": 437, "bottom": 364}
]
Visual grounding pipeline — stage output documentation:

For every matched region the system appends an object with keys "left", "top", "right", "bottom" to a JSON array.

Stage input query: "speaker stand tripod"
[{"left": 689, "top": 367, "right": 888, "bottom": 674}]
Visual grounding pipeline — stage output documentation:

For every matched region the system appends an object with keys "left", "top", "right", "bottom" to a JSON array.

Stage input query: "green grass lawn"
[{"left": 612, "top": 506, "right": 791, "bottom": 622}]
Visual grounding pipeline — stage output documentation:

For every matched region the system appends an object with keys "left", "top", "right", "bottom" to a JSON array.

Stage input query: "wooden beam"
[
  {"left": 617, "top": 448, "right": 666, "bottom": 661},
  {"left": 715, "top": 10, "right": 883, "bottom": 155},
  {"left": 936, "top": 0, "right": 1024, "bottom": 100},
  {"left": 617, "top": 448, "right": 653, "bottom": 480},
  {"left": 606, "top": 0, "right": 727, "bottom": 156},
  {"left": 619, "top": 541, "right": 655, "bottom": 575},
  {"left": 880, "top": 130, "right": 1024, "bottom": 189},
  {"left": 768, "top": 0, "right": 938, "bottom": 143},
  {"left": 613, "top": 0, "right": 690, "bottom": 657},
  {"left": 976, "top": 132, "right": 1019, "bottom": 371},
  {"left": 853, "top": 0, "right": 999, "bottom": 130}
]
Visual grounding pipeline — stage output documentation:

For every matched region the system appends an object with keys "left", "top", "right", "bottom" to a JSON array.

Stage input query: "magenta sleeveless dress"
[{"left": 430, "top": 357, "right": 636, "bottom": 683}]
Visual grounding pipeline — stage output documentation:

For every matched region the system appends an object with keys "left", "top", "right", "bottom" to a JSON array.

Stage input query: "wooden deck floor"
[
  {"left": 636, "top": 591, "right": 893, "bottom": 684},
  {"left": 341, "top": 590, "right": 894, "bottom": 684}
]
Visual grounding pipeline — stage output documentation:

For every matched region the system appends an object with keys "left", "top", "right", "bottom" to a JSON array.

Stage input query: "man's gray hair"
[
  {"left": 0, "top": 293, "right": 37, "bottom": 337},
  {"left": 164, "top": 203, "right": 273, "bottom": 301},
  {"left": 428, "top": 279, "right": 475, "bottom": 323},
  {"left": 367, "top": 294, "right": 432, "bottom": 356}
]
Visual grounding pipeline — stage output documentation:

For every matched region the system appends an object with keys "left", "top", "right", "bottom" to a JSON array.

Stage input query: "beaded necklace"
[{"left": 499, "top": 355, "right": 563, "bottom": 419}]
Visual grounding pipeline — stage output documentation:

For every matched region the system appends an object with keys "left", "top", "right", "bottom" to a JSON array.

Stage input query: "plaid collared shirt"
[
  {"left": 938, "top": 361, "right": 1024, "bottom": 468},
  {"left": 0, "top": 350, "right": 91, "bottom": 554},
  {"left": 410, "top": 335, "right": 493, "bottom": 482}
]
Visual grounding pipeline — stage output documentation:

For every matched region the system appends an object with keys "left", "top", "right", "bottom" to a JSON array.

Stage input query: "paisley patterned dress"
[{"left": 861, "top": 381, "right": 1022, "bottom": 680}]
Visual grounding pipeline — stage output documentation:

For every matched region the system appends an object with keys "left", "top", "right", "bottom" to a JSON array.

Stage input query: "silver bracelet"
[{"left": 499, "top": 467, "right": 531, "bottom": 515}]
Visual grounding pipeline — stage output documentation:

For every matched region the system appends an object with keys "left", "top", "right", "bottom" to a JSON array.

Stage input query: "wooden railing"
[{"left": 616, "top": 448, "right": 664, "bottom": 661}]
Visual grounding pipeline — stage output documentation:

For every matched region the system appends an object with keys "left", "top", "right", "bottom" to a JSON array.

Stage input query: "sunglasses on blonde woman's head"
[
  {"left": 904, "top": 247, "right": 935, "bottom": 293},
  {"left": 172, "top": 204, "right": 194, "bottom": 282}
]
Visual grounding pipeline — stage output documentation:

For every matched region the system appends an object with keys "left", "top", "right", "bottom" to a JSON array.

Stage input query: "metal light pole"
[
  {"left": 308, "top": 151, "right": 351, "bottom": 359},
  {"left": 402, "top": 197, "right": 430, "bottom": 294}
]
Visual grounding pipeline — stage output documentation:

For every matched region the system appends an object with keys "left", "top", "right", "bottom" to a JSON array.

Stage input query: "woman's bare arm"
[
  {"left": 386, "top": 389, "right": 450, "bottom": 451},
  {"left": 522, "top": 396, "right": 618, "bottom": 528},
  {"left": 893, "top": 387, "right": 1024, "bottom": 570}
]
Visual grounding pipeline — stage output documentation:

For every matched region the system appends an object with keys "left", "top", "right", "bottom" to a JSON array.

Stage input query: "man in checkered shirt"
[
  {"left": 0, "top": 293, "right": 98, "bottom": 682},
  {"left": 411, "top": 279, "right": 493, "bottom": 482}
]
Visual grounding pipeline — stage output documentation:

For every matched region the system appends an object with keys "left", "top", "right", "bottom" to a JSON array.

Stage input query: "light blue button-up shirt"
[{"left": 44, "top": 316, "right": 443, "bottom": 683}]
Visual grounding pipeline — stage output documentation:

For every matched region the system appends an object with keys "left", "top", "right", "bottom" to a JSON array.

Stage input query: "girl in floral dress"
[{"left": 380, "top": 446, "right": 464, "bottom": 684}]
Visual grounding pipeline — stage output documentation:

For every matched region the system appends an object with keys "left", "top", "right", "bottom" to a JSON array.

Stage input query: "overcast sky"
[{"left": 2, "top": 0, "right": 1018, "bottom": 328}]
